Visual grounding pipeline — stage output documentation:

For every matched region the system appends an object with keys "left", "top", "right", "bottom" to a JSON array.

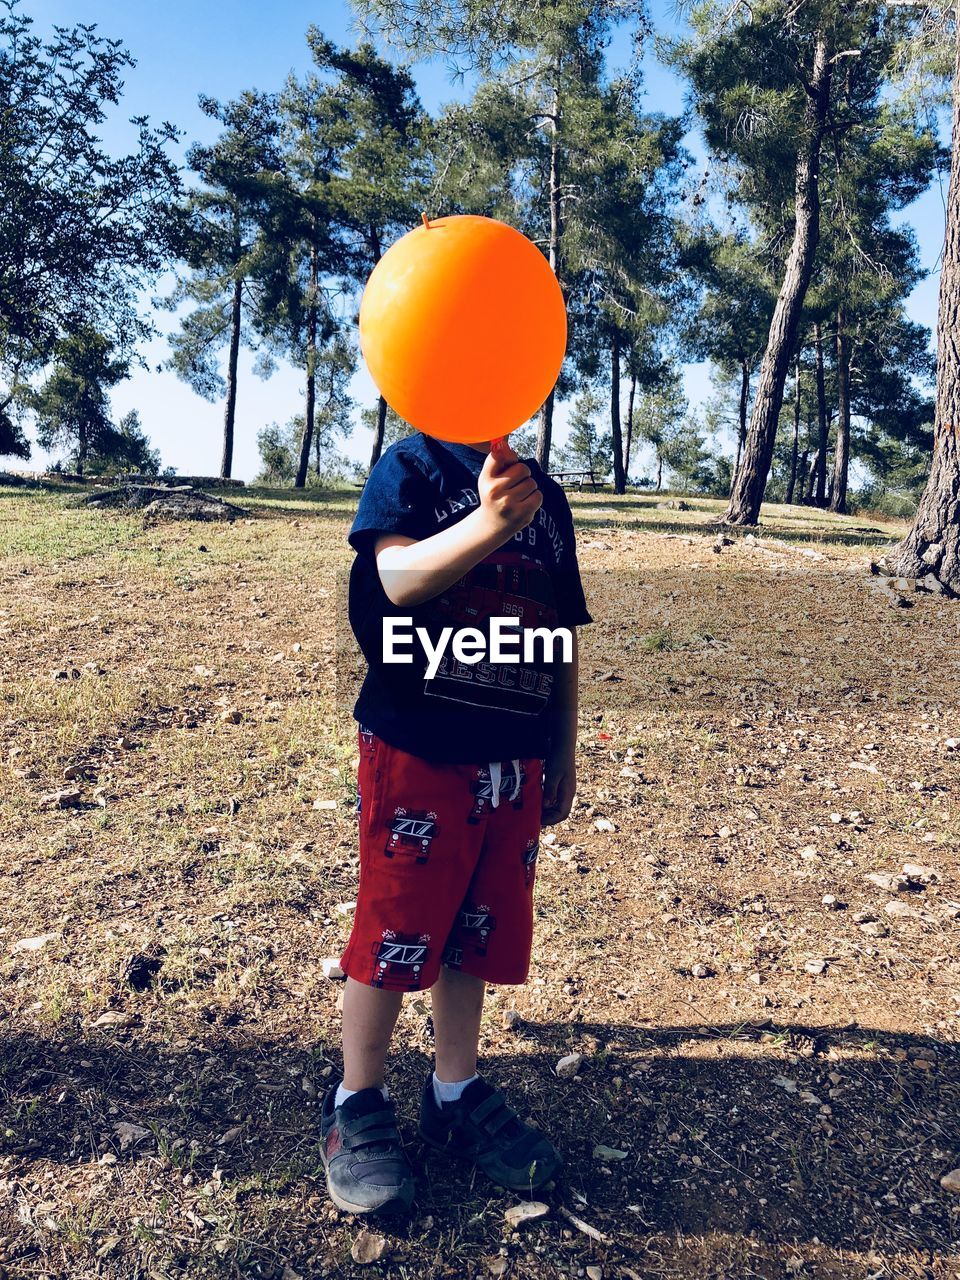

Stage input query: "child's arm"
[
  {"left": 374, "top": 445, "right": 541, "bottom": 608},
  {"left": 541, "top": 629, "right": 578, "bottom": 825}
]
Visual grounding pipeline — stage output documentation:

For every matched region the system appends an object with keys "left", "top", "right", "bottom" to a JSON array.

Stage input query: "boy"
[{"left": 322, "top": 432, "right": 590, "bottom": 1215}]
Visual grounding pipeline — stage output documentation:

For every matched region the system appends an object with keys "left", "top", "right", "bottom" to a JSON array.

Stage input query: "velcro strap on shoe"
[
  {"left": 342, "top": 1111, "right": 398, "bottom": 1142},
  {"left": 469, "top": 1092, "right": 516, "bottom": 1134},
  {"left": 343, "top": 1125, "right": 400, "bottom": 1150}
]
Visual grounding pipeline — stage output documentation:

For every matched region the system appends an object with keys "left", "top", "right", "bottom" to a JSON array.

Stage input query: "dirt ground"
[{"left": 0, "top": 479, "right": 958, "bottom": 1280}]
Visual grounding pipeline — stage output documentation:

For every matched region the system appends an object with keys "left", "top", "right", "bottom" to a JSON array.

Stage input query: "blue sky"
[{"left": 27, "top": 0, "right": 947, "bottom": 480}]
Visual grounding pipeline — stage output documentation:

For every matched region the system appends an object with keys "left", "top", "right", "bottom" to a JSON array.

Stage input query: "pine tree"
[
  {"left": 30, "top": 329, "right": 130, "bottom": 476},
  {"left": 164, "top": 92, "right": 282, "bottom": 478}
]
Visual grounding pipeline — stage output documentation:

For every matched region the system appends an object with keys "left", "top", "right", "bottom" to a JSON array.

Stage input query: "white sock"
[
  {"left": 432, "top": 1071, "right": 479, "bottom": 1107},
  {"left": 336, "top": 1082, "right": 389, "bottom": 1107}
]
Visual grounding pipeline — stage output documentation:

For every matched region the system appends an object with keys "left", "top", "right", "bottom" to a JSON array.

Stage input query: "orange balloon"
[{"left": 359, "top": 215, "right": 567, "bottom": 444}]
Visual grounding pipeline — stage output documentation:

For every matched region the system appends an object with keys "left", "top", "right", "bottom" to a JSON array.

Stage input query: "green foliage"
[
  {"left": 255, "top": 415, "right": 356, "bottom": 487},
  {"left": 84, "top": 411, "right": 162, "bottom": 478},
  {"left": 163, "top": 91, "right": 282, "bottom": 402},
  {"left": 0, "top": 0, "right": 179, "bottom": 456},
  {"left": 29, "top": 329, "right": 130, "bottom": 476},
  {"left": 559, "top": 388, "right": 612, "bottom": 477}
]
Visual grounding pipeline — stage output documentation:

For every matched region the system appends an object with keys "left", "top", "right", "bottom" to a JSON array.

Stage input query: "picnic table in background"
[{"left": 547, "top": 468, "right": 599, "bottom": 490}]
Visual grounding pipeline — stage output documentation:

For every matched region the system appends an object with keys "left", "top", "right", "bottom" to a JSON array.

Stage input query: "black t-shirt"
[{"left": 348, "top": 435, "right": 592, "bottom": 763}]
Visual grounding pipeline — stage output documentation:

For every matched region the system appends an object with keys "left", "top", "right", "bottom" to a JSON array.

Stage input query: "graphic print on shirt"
[
  {"left": 424, "top": 550, "right": 559, "bottom": 716},
  {"left": 384, "top": 806, "right": 439, "bottom": 863},
  {"left": 467, "top": 761, "right": 526, "bottom": 823},
  {"left": 370, "top": 929, "right": 431, "bottom": 990}
]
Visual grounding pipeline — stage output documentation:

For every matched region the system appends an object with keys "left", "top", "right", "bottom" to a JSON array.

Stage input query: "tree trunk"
[
  {"left": 786, "top": 354, "right": 802, "bottom": 505},
  {"left": 813, "top": 322, "right": 828, "bottom": 507},
  {"left": 830, "top": 307, "right": 851, "bottom": 514},
  {"left": 805, "top": 448, "right": 820, "bottom": 504},
  {"left": 624, "top": 371, "right": 636, "bottom": 478},
  {"left": 369, "top": 395, "right": 388, "bottom": 470},
  {"left": 295, "top": 242, "right": 319, "bottom": 490},
  {"left": 610, "top": 332, "right": 625, "bottom": 494},
  {"left": 77, "top": 418, "right": 87, "bottom": 477},
  {"left": 722, "top": 33, "right": 831, "bottom": 525},
  {"left": 732, "top": 358, "right": 750, "bottom": 484},
  {"left": 655, "top": 452, "right": 663, "bottom": 492},
  {"left": 221, "top": 275, "right": 242, "bottom": 479},
  {"left": 887, "top": 22, "right": 960, "bottom": 591},
  {"left": 536, "top": 82, "right": 562, "bottom": 472}
]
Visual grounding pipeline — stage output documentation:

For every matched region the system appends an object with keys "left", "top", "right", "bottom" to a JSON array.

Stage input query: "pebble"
[
  {"left": 691, "top": 963, "right": 713, "bottom": 979},
  {"left": 502, "top": 1009, "right": 522, "bottom": 1030},
  {"left": 351, "top": 1231, "right": 389, "bottom": 1265},
  {"left": 11, "top": 933, "right": 58, "bottom": 954},
  {"left": 321, "top": 959, "right": 345, "bottom": 980},
  {"left": 940, "top": 1169, "right": 960, "bottom": 1194},
  {"left": 865, "top": 871, "right": 905, "bottom": 893},
  {"left": 556, "top": 1052, "right": 585, "bottom": 1079},
  {"left": 504, "top": 1201, "right": 549, "bottom": 1228}
]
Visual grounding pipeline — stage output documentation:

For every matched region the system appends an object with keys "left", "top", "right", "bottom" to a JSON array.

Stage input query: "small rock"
[
  {"left": 593, "top": 818, "right": 616, "bottom": 833},
  {"left": 11, "top": 933, "right": 58, "bottom": 954},
  {"left": 901, "top": 862, "right": 937, "bottom": 886},
  {"left": 351, "top": 1231, "right": 390, "bottom": 1265},
  {"left": 799, "top": 846, "right": 820, "bottom": 862},
  {"left": 91, "top": 1011, "right": 133, "bottom": 1029},
  {"left": 691, "top": 963, "right": 713, "bottom": 979},
  {"left": 334, "top": 901, "right": 356, "bottom": 916},
  {"left": 556, "top": 1052, "right": 584, "bottom": 1079},
  {"left": 885, "top": 900, "right": 929, "bottom": 921},
  {"left": 504, "top": 1201, "right": 549, "bottom": 1228},
  {"left": 592, "top": 1144, "right": 628, "bottom": 1161},
  {"left": 321, "top": 959, "right": 345, "bottom": 980},
  {"left": 219, "top": 708, "right": 242, "bottom": 724},
  {"left": 502, "top": 1009, "right": 522, "bottom": 1030},
  {"left": 484, "top": 1258, "right": 510, "bottom": 1278},
  {"left": 313, "top": 798, "right": 338, "bottom": 810},
  {"left": 39, "top": 787, "right": 82, "bottom": 810},
  {"left": 114, "top": 1122, "right": 150, "bottom": 1150},
  {"left": 587, "top": 1268, "right": 603, "bottom": 1280},
  {"left": 940, "top": 1169, "right": 960, "bottom": 1194},
  {"left": 919, "top": 572, "right": 946, "bottom": 595},
  {"left": 865, "top": 871, "right": 906, "bottom": 893}
]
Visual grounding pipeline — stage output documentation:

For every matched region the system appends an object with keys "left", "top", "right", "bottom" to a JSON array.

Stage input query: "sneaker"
[
  {"left": 320, "top": 1083, "right": 415, "bottom": 1215},
  {"left": 418, "top": 1074, "right": 562, "bottom": 1193}
]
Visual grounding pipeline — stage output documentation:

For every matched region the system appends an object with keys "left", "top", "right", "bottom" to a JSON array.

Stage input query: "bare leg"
[
  {"left": 431, "top": 967, "right": 486, "bottom": 1081},
  {"left": 341, "top": 977, "right": 404, "bottom": 1091}
]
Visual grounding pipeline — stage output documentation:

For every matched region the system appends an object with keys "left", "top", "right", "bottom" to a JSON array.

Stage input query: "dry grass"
[{"left": 0, "top": 480, "right": 958, "bottom": 1280}]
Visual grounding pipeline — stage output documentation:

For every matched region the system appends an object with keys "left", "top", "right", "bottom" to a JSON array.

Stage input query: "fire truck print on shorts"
[
  {"left": 468, "top": 761, "right": 525, "bottom": 823},
  {"left": 522, "top": 837, "right": 539, "bottom": 886},
  {"left": 385, "top": 806, "right": 439, "bottom": 863},
  {"left": 452, "top": 902, "right": 497, "bottom": 957},
  {"left": 370, "top": 929, "right": 431, "bottom": 990}
]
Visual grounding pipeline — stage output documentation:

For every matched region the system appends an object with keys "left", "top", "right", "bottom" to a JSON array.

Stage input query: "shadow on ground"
[{"left": 1, "top": 1017, "right": 955, "bottom": 1276}]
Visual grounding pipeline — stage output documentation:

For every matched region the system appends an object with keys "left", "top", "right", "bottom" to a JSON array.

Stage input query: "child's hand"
[
  {"left": 478, "top": 445, "right": 542, "bottom": 535},
  {"left": 542, "top": 751, "right": 576, "bottom": 826}
]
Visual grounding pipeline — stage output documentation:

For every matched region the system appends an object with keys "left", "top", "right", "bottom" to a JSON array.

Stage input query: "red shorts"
[{"left": 340, "top": 729, "right": 544, "bottom": 991}]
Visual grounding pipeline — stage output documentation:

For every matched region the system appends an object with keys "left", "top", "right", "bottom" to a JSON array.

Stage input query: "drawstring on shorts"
[{"left": 488, "top": 759, "right": 522, "bottom": 809}]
